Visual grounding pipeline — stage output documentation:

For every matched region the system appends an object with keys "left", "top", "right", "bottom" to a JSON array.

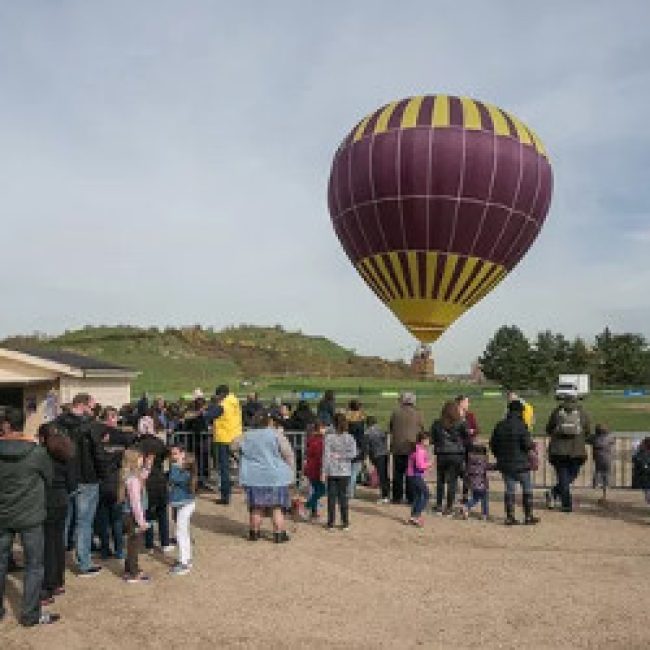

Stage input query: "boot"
[
  {"left": 273, "top": 531, "right": 290, "bottom": 544},
  {"left": 504, "top": 494, "right": 519, "bottom": 526},
  {"left": 523, "top": 493, "right": 540, "bottom": 525},
  {"left": 248, "top": 529, "right": 260, "bottom": 542}
]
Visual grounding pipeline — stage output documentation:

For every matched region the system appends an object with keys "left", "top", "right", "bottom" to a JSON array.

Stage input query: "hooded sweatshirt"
[{"left": 0, "top": 437, "right": 53, "bottom": 530}]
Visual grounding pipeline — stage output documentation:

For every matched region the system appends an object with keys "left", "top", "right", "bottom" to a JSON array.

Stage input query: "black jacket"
[
  {"left": 94, "top": 425, "right": 134, "bottom": 503},
  {"left": 431, "top": 420, "right": 467, "bottom": 458},
  {"left": 490, "top": 413, "right": 534, "bottom": 475},
  {"left": 348, "top": 418, "right": 366, "bottom": 463},
  {"left": 135, "top": 434, "right": 169, "bottom": 505},
  {"left": 55, "top": 412, "right": 101, "bottom": 485},
  {"left": 0, "top": 438, "right": 53, "bottom": 530}
]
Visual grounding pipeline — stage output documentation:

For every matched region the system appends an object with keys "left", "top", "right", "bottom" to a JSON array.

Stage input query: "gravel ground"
[{"left": 2, "top": 486, "right": 649, "bottom": 650}]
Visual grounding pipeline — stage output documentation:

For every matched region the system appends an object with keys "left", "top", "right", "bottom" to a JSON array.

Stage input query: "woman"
[
  {"left": 237, "top": 411, "right": 295, "bottom": 543},
  {"left": 431, "top": 401, "right": 468, "bottom": 515},
  {"left": 38, "top": 422, "right": 75, "bottom": 604}
]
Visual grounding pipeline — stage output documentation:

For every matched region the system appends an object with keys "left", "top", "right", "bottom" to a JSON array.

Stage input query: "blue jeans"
[
  {"left": 75, "top": 483, "right": 99, "bottom": 572},
  {"left": 411, "top": 475, "right": 430, "bottom": 517},
  {"left": 0, "top": 525, "right": 44, "bottom": 625},
  {"left": 96, "top": 497, "right": 124, "bottom": 558},
  {"left": 348, "top": 461, "right": 362, "bottom": 498},
  {"left": 305, "top": 479, "right": 326, "bottom": 514},
  {"left": 466, "top": 489, "right": 489, "bottom": 516},
  {"left": 503, "top": 472, "right": 533, "bottom": 498},
  {"left": 215, "top": 442, "right": 231, "bottom": 502}
]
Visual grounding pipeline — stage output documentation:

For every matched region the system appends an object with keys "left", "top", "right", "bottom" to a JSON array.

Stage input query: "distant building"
[
  {"left": 0, "top": 348, "right": 138, "bottom": 434},
  {"left": 411, "top": 344, "right": 435, "bottom": 379}
]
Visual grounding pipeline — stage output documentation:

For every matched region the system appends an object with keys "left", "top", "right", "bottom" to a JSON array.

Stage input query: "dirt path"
[{"left": 2, "top": 487, "right": 649, "bottom": 649}]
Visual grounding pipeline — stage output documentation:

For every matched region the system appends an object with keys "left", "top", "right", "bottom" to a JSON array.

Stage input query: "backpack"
[{"left": 555, "top": 408, "right": 582, "bottom": 437}]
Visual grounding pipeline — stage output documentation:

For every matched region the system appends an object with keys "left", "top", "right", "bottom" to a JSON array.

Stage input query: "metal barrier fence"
[
  {"left": 166, "top": 430, "right": 644, "bottom": 491},
  {"left": 167, "top": 430, "right": 306, "bottom": 487}
]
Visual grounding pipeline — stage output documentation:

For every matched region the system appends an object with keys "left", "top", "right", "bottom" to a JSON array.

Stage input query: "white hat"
[{"left": 193, "top": 388, "right": 205, "bottom": 399}]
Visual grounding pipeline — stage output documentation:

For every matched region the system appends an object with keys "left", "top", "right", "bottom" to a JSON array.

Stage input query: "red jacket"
[{"left": 303, "top": 434, "right": 324, "bottom": 481}]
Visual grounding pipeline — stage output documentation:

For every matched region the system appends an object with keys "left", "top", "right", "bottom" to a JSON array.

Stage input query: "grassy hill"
[{"left": 2, "top": 325, "right": 414, "bottom": 396}]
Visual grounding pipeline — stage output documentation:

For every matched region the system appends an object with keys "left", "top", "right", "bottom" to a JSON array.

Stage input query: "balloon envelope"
[{"left": 328, "top": 94, "right": 552, "bottom": 342}]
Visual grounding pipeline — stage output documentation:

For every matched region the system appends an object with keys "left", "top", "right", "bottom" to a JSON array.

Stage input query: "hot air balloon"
[{"left": 328, "top": 94, "right": 552, "bottom": 342}]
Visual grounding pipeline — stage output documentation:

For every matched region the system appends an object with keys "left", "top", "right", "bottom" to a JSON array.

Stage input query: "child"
[
  {"left": 303, "top": 419, "right": 327, "bottom": 520},
  {"left": 461, "top": 443, "right": 492, "bottom": 520},
  {"left": 120, "top": 448, "right": 152, "bottom": 583},
  {"left": 168, "top": 445, "right": 197, "bottom": 576},
  {"left": 407, "top": 432, "right": 432, "bottom": 527},
  {"left": 365, "top": 416, "right": 390, "bottom": 504},
  {"left": 589, "top": 424, "right": 614, "bottom": 503},
  {"left": 322, "top": 413, "right": 357, "bottom": 530}
]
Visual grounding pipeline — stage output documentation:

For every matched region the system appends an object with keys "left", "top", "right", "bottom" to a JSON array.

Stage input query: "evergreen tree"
[{"left": 479, "top": 326, "right": 532, "bottom": 390}]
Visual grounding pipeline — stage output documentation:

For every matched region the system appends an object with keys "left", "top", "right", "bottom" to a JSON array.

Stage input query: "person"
[
  {"left": 322, "top": 413, "right": 357, "bottom": 530},
  {"left": 0, "top": 408, "right": 59, "bottom": 626},
  {"left": 303, "top": 419, "right": 327, "bottom": 520},
  {"left": 389, "top": 392, "right": 424, "bottom": 504},
  {"left": 55, "top": 392, "right": 104, "bottom": 577},
  {"left": 345, "top": 400, "right": 366, "bottom": 499},
  {"left": 242, "top": 393, "right": 263, "bottom": 428},
  {"left": 461, "top": 442, "right": 492, "bottom": 521},
  {"left": 237, "top": 411, "right": 294, "bottom": 543},
  {"left": 407, "top": 432, "right": 432, "bottom": 527},
  {"left": 136, "top": 393, "right": 149, "bottom": 418},
  {"left": 506, "top": 391, "right": 535, "bottom": 432},
  {"left": 632, "top": 437, "right": 650, "bottom": 504},
  {"left": 431, "top": 401, "right": 467, "bottom": 515},
  {"left": 456, "top": 394, "right": 480, "bottom": 503},
  {"left": 168, "top": 445, "right": 197, "bottom": 575},
  {"left": 289, "top": 400, "right": 315, "bottom": 432},
  {"left": 588, "top": 424, "right": 614, "bottom": 504},
  {"left": 365, "top": 416, "right": 390, "bottom": 503},
  {"left": 212, "top": 384, "right": 243, "bottom": 505},
  {"left": 491, "top": 400, "right": 539, "bottom": 525},
  {"left": 135, "top": 416, "right": 172, "bottom": 553},
  {"left": 94, "top": 407, "right": 133, "bottom": 560},
  {"left": 38, "top": 423, "right": 75, "bottom": 606},
  {"left": 316, "top": 390, "right": 336, "bottom": 427},
  {"left": 545, "top": 393, "right": 590, "bottom": 513},
  {"left": 121, "top": 448, "right": 152, "bottom": 583}
]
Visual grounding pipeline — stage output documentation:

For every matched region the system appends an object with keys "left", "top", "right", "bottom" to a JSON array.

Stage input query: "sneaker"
[
  {"left": 40, "top": 596, "right": 55, "bottom": 606},
  {"left": 22, "top": 612, "right": 61, "bottom": 626},
  {"left": 432, "top": 507, "right": 444, "bottom": 516},
  {"left": 460, "top": 507, "right": 469, "bottom": 520},
  {"left": 408, "top": 517, "right": 423, "bottom": 527},
  {"left": 341, "top": 525, "right": 350, "bottom": 531},
  {"left": 53, "top": 587, "right": 65, "bottom": 596},
  {"left": 273, "top": 531, "right": 290, "bottom": 543},
  {"left": 114, "top": 552, "right": 124, "bottom": 560},
  {"left": 78, "top": 566, "right": 102, "bottom": 578},
  {"left": 161, "top": 545, "right": 176, "bottom": 553},
  {"left": 524, "top": 515, "right": 540, "bottom": 525},
  {"left": 170, "top": 563, "right": 191, "bottom": 576},
  {"left": 326, "top": 524, "right": 335, "bottom": 531},
  {"left": 248, "top": 530, "right": 260, "bottom": 542},
  {"left": 504, "top": 516, "right": 520, "bottom": 526},
  {"left": 377, "top": 498, "right": 390, "bottom": 504},
  {"left": 123, "top": 572, "right": 150, "bottom": 583}
]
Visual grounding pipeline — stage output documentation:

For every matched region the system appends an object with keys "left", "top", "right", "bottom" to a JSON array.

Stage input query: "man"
[
  {"left": 506, "top": 391, "right": 535, "bottom": 432},
  {"left": 0, "top": 408, "right": 59, "bottom": 625},
  {"left": 212, "top": 385, "right": 243, "bottom": 505},
  {"left": 56, "top": 393, "right": 103, "bottom": 577},
  {"left": 456, "top": 395, "right": 480, "bottom": 503},
  {"left": 389, "top": 392, "right": 424, "bottom": 504},
  {"left": 242, "top": 392, "right": 263, "bottom": 428},
  {"left": 545, "top": 391, "right": 590, "bottom": 513},
  {"left": 490, "top": 400, "right": 539, "bottom": 526}
]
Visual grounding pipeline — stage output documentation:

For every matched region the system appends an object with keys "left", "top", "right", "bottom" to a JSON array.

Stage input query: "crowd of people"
[{"left": 1, "top": 385, "right": 650, "bottom": 628}]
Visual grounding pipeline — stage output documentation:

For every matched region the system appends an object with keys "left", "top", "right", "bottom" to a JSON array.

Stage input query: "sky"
[{"left": 1, "top": 1, "right": 649, "bottom": 373}]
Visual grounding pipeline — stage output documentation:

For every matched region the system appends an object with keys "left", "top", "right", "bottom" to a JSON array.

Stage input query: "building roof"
[{"left": 0, "top": 347, "right": 137, "bottom": 377}]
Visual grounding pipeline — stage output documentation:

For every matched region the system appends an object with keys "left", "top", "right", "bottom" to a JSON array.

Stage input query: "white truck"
[{"left": 556, "top": 374, "right": 590, "bottom": 399}]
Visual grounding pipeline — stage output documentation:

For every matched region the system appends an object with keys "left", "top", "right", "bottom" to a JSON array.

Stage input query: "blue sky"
[{"left": 1, "top": 2, "right": 649, "bottom": 372}]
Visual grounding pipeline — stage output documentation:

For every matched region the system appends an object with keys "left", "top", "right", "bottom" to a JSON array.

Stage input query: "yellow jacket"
[
  {"left": 522, "top": 401, "right": 535, "bottom": 431},
  {"left": 212, "top": 393, "right": 243, "bottom": 444}
]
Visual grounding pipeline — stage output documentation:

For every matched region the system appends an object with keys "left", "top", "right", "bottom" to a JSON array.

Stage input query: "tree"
[
  {"left": 479, "top": 326, "right": 532, "bottom": 390},
  {"left": 567, "top": 337, "right": 592, "bottom": 374},
  {"left": 530, "top": 331, "right": 571, "bottom": 393}
]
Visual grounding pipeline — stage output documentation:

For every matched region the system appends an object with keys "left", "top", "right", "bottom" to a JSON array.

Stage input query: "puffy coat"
[
  {"left": 490, "top": 413, "right": 534, "bottom": 475},
  {"left": 546, "top": 403, "right": 589, "bottom": 461},
  {"left": 0, "top": 438, "right": 53, "bottom": 530},
  {"left": 431, "top": 419, "right": 467, "bottom": 458},
  {"left": 213, "top": 393, "right": 243, "bottom": 444},
  {"left": 389, "top": 405, "right": 424, "bottom": 456}
]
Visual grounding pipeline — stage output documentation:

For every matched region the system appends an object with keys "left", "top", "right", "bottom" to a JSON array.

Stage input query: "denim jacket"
[{"left": 168, "top": 464, "right": 195, "bottom": 507}]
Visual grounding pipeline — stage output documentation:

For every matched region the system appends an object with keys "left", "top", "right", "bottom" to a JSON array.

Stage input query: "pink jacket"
[
  {"left": 407, "top": 444, "right": 431, "bottom": 477},
  {"left": 125, "top": 468, "right": 150, "bottom": 528}
]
